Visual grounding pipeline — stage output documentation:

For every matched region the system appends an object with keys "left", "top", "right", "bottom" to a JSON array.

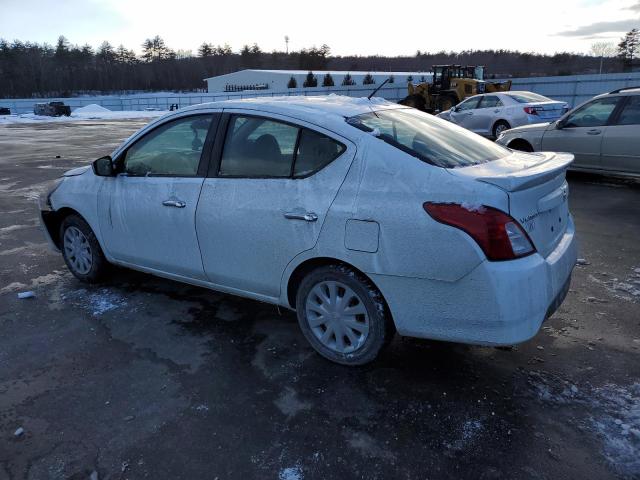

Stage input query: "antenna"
[{"left": 368, "top": 77, "right": 390, "bottom": 100}]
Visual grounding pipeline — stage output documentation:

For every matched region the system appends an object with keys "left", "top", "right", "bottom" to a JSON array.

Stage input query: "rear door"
[
  {"left": 541, "top": 96, "right": 621, "bottom": 170},
  {"left": 195, "top": 111, "right": 356, "bottom": 298},
  {"left": 600, "top": 96, "right": 640, "bottom": 174}
]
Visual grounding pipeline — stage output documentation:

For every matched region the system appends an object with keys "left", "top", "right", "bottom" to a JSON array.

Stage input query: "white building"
[{"left": 204, "top": 69, "right": 432, "bottom": 93}]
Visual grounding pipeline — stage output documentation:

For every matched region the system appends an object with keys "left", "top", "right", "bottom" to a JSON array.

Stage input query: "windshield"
[
  {"left": 508, "top": 92, "right": 552, "bottom": 103},
  {"left": 346, "top": 108, "right": 510, "bottom": 168}
]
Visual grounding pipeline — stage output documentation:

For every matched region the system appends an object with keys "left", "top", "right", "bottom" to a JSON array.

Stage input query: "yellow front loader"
[{"left": 399, "top": 65, "right": 512, "bottom": 113}]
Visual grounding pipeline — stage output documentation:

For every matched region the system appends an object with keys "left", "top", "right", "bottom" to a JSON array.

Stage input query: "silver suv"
[{"left": 496, "top": 87, "right": 640, "bottom": 177}]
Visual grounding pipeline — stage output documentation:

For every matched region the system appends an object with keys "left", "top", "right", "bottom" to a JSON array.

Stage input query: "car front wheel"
[
  {"left": 296, "top": 265, "right": 394, "bottom": 365},
  {"left": 60, "top": 214, "right": 108, "bottom": 282},
  {"left": 493, "top": 120, "right": 511, "bottom": 138}
]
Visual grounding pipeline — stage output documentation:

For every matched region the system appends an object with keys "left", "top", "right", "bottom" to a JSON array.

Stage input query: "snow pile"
[{"left": 0, "top": 108, "right": 165, "bottom": 124}]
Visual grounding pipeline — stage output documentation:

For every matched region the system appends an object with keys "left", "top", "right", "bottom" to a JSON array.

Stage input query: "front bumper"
[{"left": 371, "top": 217, "right": 578, "bottom": 346}]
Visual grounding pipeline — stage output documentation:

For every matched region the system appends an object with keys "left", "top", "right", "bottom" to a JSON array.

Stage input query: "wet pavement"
[{"left": 0, "top": 120, "right": 639, "bottom": 480}]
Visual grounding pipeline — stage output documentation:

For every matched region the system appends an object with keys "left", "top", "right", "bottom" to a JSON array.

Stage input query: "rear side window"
[
  {"left": 220, "top": 115, "right": 298, "bottom": 177},
  {"left": 219, "top": 115, "right": 345, "bottom": 178},
  {"left": 347, "top": 108, "right": 509, "bottom": 168},
  {"left": 615, "top": 96, "right": 640, "bottom": 125},
  {"left": 508, "top": 92, "right": 552, "bottom": 103},
  {"left": 479, "top": 96, "right": 503, "bottom": 108},
  {"left": 124, "top": 115, "right": 212, "bottom": 176},
  {"left": 294, "top": 129, "right": 346, "bottom": 177},
  {"left": 564, "top": 97, "right": 620, "bottom": 128}
]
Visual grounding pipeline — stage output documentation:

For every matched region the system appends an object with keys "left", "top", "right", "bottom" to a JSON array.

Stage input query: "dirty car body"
[{"left": 40, "top": 96, "right": 578, "bottom": 365}]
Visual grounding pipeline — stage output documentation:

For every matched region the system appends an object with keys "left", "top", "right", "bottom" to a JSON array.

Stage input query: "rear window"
[
  {"left": 346, "top": 108, "right": 510, "bottom": 168},
  {"left": 507, "top": 92, "right": 552, "bottom": 103}
]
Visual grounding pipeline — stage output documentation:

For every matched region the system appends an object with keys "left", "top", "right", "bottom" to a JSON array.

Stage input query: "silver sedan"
[
  {"left": 496, "top": 88, "right": 640, "bottom": 177},
  {"left": 437, "top": 91, "right": 569, "bottom": 138}
]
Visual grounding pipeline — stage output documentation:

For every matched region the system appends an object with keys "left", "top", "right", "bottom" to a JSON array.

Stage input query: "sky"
[{"left": 0, "top": 0, "right": 639, "bottom": 56}]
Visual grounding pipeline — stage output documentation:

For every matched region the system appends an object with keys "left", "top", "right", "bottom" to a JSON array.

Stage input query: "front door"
[
  {"left": 98, "top": 113, "right": 217, "bottom": 280},
  {"left": 196, "top": 112, "right": 355, "bottom": 298},
  {"left": 541, "top": 96, "right": 621, "bottom": 169},
  {"left": 449, "top": 96, "right": 481, "bottom": 130},
  {"left": 601, "top": 95, "right": 640, "bottom": 174},
  {"left": 469, "top": 94, "right": 504, "bottom": 136}
]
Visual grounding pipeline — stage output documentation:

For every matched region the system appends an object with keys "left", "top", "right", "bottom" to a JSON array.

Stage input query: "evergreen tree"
[
  {"left": 198, "top": 42, "right": 214, "bottom": 57},
  {"left": 406, "top": 75, "right": 413, "bottom": 83},
  {"left": 342, "top": 73, "right": 355, "bottom": 86},
  {"left": 303, "top": 71, "right": 318, "bottom": 87},
  {"left": 322, "top": 73, "right": 334, "bottom": 87},
  {"left": 617, "top": 29, "right": 639, "bottom": 70},
  {"left": 362, "top": 73, "right": 375, "bottom": 85},
  {"left": 388, "top": 74, "right": 395, "bottom": 84},
  {"left": 287, "top": 76, "right": 297, "bottom": 88}
]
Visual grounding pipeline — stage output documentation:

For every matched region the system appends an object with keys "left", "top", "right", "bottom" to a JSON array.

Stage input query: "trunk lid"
[
  {"left": 449, "top": 151, "right": 573, "bottom": 258},
  {"left": 525, "top": 101, "right": 569, "bottom": 121}
]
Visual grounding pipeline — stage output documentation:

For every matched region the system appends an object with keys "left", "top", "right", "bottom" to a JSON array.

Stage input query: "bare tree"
[{"left": 590, "top": 42, "right": 615, "bottom": 74}]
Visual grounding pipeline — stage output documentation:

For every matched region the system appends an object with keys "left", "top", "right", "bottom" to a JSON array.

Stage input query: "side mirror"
[
  {"left": 92, "top": 156, "right": 115, "bottom": 176},
  {"left": 555, "top": 119, "right": 566, "bottom": 130},
  {"left": 451, "top": 106, "right": 458, "bottom": 113}
]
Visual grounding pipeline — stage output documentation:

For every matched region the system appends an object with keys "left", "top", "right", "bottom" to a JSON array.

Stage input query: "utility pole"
[{"left": 285, "top": 35, "right": 289, "bottom": 54}]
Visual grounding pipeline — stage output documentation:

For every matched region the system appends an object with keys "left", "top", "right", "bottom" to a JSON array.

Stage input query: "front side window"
[
  {"left": 219, "top": 115, "right": 299, "bottom": 177},
  {"left": 456, "top": 96, "right": 481, "bottom": 111},
  {"left": 564, "top": 97, "right": 620, "bottom": 128},
  {"left": 479, "top": 96, "right": 503, "bottom": 108},
  {"left": 124, "top": 115, "right": 212, "bottom": 176},
  {"left": 615, "top": 96, "right": 640, "bottom": 125},
  {"left": 347, "top": 108, "right": 510, "bottom": 168}
]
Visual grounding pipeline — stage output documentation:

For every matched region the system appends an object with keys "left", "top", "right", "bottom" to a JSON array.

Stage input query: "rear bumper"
[{"left": 371, "top": 217, "right": 578, "bottom": 345}]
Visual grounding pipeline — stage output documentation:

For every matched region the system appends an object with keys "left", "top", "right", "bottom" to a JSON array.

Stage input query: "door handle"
[
  {"left": 162, "top": 199, "right": 186, "bottom": 208},
  {"left": 284, "top": 212, "right": 318, "bottom": 222},
  {"left": 587, "top": 129, "right": 601, "bottom": 135}
]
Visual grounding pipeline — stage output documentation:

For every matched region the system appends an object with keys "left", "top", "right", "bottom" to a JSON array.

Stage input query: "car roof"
[{"left": 179, "top": 95, "right": 401, "bottom": 125}]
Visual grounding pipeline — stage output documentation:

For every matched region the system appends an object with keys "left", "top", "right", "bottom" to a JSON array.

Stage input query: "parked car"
[
  {"left": 34, "top": 101, "right": 71, "bottom": 117},
  {"left": 39, "top": 96, "right": 577, "bottom": 365},
  {"left": 437, "top": 91, "right": 569, "bottom": 138},
  {"left": 0, "top": 107, "right": 10, "bottom": 115},
  {"left": 496, "top": 87, "right": 640, "bottom": 177}
]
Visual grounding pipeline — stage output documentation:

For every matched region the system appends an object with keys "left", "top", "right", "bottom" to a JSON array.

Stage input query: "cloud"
[
  {"left": 626, "top": 1, "right": 640, "bottom": 11},
  {"left": 557, "top": 19, "right": 640, "bottom": 36}
]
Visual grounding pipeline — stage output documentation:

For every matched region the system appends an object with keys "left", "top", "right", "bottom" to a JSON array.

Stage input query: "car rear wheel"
[
  {"left": 296, "top": 265, "right": 394, "bottom": 365},
  {"left": 60, "top": 214, "right": 108, "bottom": 283},
  {"left": 493, "top": 120, "right": 511, "bottom": 138}
]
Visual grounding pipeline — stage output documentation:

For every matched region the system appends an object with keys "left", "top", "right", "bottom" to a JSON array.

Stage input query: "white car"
[
  {"left": 437, "top": 91, "right": 569, "bottom": 138},
  {"left": 40, "top": 96, "right": 577, "bottom": 365}
]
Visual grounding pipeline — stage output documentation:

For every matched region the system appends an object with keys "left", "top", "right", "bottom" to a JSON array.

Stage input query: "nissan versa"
[{"left": 39, "top": 96, "right": 577, "bottom": 365}]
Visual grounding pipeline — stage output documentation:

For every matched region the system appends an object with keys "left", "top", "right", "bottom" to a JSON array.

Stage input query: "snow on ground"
[
  {"left": 527, "top": 370, "right": 640, "bottom": 478},
  {"left": 0, "top": 104, "right": 165, "bottom": 124}
]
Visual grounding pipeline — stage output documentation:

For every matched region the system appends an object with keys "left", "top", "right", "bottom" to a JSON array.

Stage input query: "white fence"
[
  {"left": 3, "top": 71, "right": 640, "bottom": 114},
  {"left": 508, "top": 72, "right": 640, "bottom": 107},
  {"left": 0, "top": 85, "right": 408, "bottom": 115}
]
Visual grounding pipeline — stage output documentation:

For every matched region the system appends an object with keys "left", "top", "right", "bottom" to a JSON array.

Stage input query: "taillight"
[
  {"left": 423, "top": 203, "right": 535, "bottom": 261},
  {"left": 523, "top": 106, "right": 538, "bottom": 115}
]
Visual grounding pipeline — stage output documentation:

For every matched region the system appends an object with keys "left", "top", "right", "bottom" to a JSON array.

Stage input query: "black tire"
[
  {"left": 493, "top": 120, "right": 511, "bottom": 138},
  {"left": 59, "top": 214, "right": 108, "bottom": 283},
  {"left": 296, "top": 264, "right": 394, "bottom": 366}
]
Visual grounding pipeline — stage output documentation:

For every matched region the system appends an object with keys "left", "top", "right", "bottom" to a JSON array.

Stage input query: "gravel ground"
[{"left": 0, "top": 119, "right": 639, "bottom": 480}]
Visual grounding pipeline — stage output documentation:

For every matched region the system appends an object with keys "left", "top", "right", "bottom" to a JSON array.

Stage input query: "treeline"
[{"left": 0, "top": 35, "right": 631, "bottom": 98}]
